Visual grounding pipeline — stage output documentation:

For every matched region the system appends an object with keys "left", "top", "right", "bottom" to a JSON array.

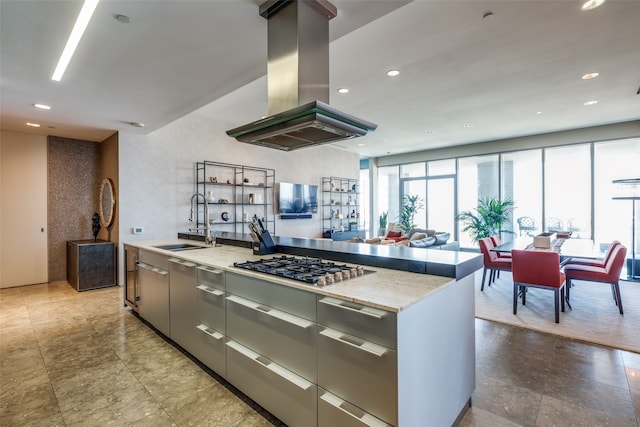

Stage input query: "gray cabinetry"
[
  {"left": 169, "top": 257, "right": 198, "bottom": 354},
  {"left": 137, "top": 250, "right": 170, "bottom": 336},
  {"left": 66, "top": 239, "right": 115, "bottom": 291},
  {"left": 226, "top": 272, "right": 318, "bottom": 425},
  {"left": 192, "top": 265, "right": 227, "bottom": 377},
  {"left": 317, "top": 296, "right": 397, "bottom": 427}
]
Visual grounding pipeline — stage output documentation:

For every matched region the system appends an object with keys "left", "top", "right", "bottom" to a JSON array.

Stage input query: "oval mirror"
[{"left": 99, "top": 178, "right": 116, "bottom": 228}]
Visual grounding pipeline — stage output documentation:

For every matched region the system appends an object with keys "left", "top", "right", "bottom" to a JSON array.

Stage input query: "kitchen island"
[{"left": 124, "top": 238, "right": 478, "bottom": 427}]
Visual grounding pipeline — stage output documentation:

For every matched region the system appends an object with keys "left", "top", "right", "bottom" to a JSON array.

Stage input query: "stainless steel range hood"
[{"left": 226, "top": 0, "right": 377, "bottom": 151}]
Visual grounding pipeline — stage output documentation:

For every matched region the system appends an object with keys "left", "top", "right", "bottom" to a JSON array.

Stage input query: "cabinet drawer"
[
  {"left": 191, "top": 324, "right": 226, "bottom": 378},
  {"left": 227, "top": 272, "right": 316, "bottom": 321},
  {"left": 226, "top": 340, "right": 317, "bottom": 427},
  {"left": 197, "top": 265, "right": 225, "bottom": 290},
  {"left": 139, "top": 249, "right": 169, "bottom": 270},
  {"left": 197, "top": 283, "right": 225, "bottom": 331},
  {"left": 318, "top": 389, "right": 392, "bottom": 427},
  {"left": 317, "top": 296, "right": 396, "bottom": 349},
  {"left": 318, "top": 327, "right": 397, "bottom": 425},
  {"left": 226, "top": 294, "right": 317, "bottom": 382}
]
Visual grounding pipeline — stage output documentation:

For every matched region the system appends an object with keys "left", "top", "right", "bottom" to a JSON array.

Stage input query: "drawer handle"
[
  {"left": 226, "top": 340, "right": 312, "bottom": 391},
  {"left": 137, "top": 262, "right": 153, "bottom": 270},
  {"left": 169, "top": 258, "right": 196, "bottom": 268},
  {"left": 319, "top": 328, "right": 388, "bottom": 358},
  {"left": 320, "top": 391, "right": 391, "bottom": 427},
  {"left": 196, "top": 324, "right": 224, "bottom": 340},
  {"left": 196, "top": 284, "right": 224, "bottom": 297},
  {"left": 319, "top": 297, "right": 387, "bottom": 319},
  {"left": 226, "top": 295, "right": 313, "bottom": 329},
  {"left": 197, "top": 266, "right": 223, "bottom": 275}
]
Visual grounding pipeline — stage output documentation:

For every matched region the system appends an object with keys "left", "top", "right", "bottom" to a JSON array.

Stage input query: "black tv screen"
[{"left": 278, "top": 182, "right": 318, "bottom": 214}]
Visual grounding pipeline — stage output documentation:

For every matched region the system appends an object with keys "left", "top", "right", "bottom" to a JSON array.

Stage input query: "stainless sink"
[{"left": 153, "top": 243, "right": 207, "bottom": 252}]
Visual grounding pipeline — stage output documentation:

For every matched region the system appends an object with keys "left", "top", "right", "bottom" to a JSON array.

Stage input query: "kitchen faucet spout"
[{"left": 189, "top": 193, "right": 214, "bottom": 245}]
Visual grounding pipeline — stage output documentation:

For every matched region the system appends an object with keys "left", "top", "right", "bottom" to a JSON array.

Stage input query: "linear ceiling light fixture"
[
  {"left": 581, "top": 0, "right": 606, "bottom": 11},
  {"left": 51, "top": 0, "right": 100, "bottom": 82}
]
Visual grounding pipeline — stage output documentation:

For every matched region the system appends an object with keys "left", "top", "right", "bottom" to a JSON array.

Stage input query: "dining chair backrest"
[
  {"left": 602, "top": 240, "right": 621, "bottom": 266},
  {"left": 479, "top": 237, "right": 498, "bottom": 263},
  {"left": 512, "top": 249, "right": 563, "bottom": 287},
  {"left": 490, "top": 235, "right": 501, "bottom": 247},
  {"left": 604, "top": 244, "right": 627, "bottom": 279}
]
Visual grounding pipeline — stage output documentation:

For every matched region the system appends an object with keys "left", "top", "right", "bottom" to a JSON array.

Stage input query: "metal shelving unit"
[
  {"left": 195, "top": 161, "right": 275, "bottom": 235},
  {"left": 321, "top": 176, "right": 364, "bottom": 240}
]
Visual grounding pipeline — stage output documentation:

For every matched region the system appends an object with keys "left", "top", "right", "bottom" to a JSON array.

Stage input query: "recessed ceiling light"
[
  {"left": 584, "top": 100, "right": 599, "bottom": 106},
  {"left": 425, "top": 131, "right": 434, "bottom": 134},
  {"left": 33, "top": 103, "right": 51, "bottom": 110},
  {"left": 386, "top": 69, "right": 400, "bottom": 77},
  {"left": 358, "top": 143, "right": 365, "bottom": 147},
  {"left": 581, "top": 0, "right": 606, "bottom": 11},
  {"left": 582, "top": 72, "right": 600, "bottom": 80},
  {"left": 463, "top": 123, "right": 474, "bottom": 128},
  {"left": 51, "top": 0, "right": 100, "bottom": 81},
  {"left": 536, "top": 111, "right": 543, "bottom": 115},
  {"left": 337, "top": 88, "right": 349, "bottom": 94},
  {"left": 26, "top": 122, "right": 41, "bottom": 127},
  {"left": 129, "top": 121, "right": 145, "bottom": 128},
  {"left": 483, "top": 12, "right": 494, "bottom": 21},
  {"left": 114, "top": 14, "right": 131, "bottom": 24}
]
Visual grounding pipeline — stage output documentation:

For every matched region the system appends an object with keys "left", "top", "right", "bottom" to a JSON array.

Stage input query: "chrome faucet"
[{"left": 188, "top": 193, "right": 214, "bottom": 245}]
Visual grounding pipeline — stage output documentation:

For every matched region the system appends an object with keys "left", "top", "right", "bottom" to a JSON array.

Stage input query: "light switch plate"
[{"left": 132, "top": 227, "right": 143, "bottom": 234}]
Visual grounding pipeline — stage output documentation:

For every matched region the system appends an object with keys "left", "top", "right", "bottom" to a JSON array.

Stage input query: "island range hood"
[{"left": 226, "top": 0, "right": 377, "bottom": 151}]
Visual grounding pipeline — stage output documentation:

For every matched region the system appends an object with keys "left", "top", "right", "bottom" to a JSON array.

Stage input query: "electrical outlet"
[{"left": 132, "top": 227, "right": 143, "bottom": 234}]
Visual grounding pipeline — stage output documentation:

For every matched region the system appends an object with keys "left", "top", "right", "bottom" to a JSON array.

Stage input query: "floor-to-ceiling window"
[
  {"left": 376, "top": 137, "right": 640, "bottom": 252},
  {"left": 502, "top": 150, "right": 542, "bottom": 241},
  {"left": 457, "top": 155, "right": 499, "bottom": 248},
  {"left": 594, "top": 138, "right": 640, "bottom": 258},
  {"left": 544, "top": 144, "right": 592, "bottom": 239}
]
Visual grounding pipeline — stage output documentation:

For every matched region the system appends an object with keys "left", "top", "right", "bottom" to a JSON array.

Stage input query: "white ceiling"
[{"left": 1, "top": 0, "right": 639, "bottom": 158}]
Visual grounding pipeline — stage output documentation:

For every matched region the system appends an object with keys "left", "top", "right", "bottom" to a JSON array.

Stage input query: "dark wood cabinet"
[{"left": 66, "top": 240, "right": 116, "bottom": 291}]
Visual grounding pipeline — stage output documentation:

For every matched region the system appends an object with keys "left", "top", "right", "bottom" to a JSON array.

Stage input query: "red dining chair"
[
  {"left": 512, "top": 249, "right": 566, "bottom": 323},
  {"left": 478, "top": 237, "right": 512, "bottom": 291},
  {"left": 490, "top": 235, "right": 512, "bottom": 259},
  {"left": 564, "top": 244, "right": 627, "bottom": 314},
  {"left": 564, "top": 240, "right": 620, "bottom": 268}
]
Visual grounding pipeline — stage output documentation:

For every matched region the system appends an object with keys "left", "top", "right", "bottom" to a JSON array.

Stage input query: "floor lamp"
[{"left": 613, "top": 178, "right": 640, "bottom": 281}]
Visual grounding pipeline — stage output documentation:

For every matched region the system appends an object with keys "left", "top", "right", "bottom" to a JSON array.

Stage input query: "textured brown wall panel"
[{"left": 47, "top": 137, "right": 99, "bottom": 281}]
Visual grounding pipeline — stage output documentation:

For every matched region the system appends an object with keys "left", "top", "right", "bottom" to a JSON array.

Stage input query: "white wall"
[
  {"left": 118, "top": 110, "right": 360, "bottom": 248},
  {"left": 0, "top": 130, "right": 48, "bottom": 287}
]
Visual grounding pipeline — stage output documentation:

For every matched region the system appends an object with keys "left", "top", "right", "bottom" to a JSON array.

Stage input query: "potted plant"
[
  {"left": 349, "top": 221, "right": 358, "bottom": 231},
  {"left": 457, "top": 196, "right": 515, "bottom": 243},
  {"left": 399, "top": 194, "right": 424, "bottom": 234},
  {"left": 378, "top": 211, "right": 388, "bottom": 236}
]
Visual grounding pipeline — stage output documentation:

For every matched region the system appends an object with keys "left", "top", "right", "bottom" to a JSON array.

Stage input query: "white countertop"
[{"left": 126, "top": 239, "right": 456, "bottom": 312}]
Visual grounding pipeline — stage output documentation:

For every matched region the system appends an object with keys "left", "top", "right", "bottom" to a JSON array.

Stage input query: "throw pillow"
[
  {"left": 410, "top": 232, "right": 427, "bottom": 241},
  {"left": 434, "top": 232, "right": 450, "bottom": 245},
  {"left": 387, "top": 230, "right": 402, "bottom": 238},
  {"left": 409, "top": 236, "right": 436, "bottom": 248}
]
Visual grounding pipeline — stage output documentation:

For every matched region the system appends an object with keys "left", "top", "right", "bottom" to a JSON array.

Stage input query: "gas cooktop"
[{"left": 233, "top": 256, "right": 367, "bottom": 286}]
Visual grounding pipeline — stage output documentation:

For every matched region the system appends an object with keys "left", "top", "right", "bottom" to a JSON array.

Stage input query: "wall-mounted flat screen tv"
[{"left": 278, "top": 182, "right": 318, "bottom": 215}]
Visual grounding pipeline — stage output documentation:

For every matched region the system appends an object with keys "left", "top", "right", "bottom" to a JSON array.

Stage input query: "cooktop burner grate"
[{"left": 233, "top": 256, "right": 367, "bottom": 286}]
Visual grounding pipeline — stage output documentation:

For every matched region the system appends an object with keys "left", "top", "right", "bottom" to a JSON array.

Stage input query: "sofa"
[{"left": 354, "top": 227, "right": 459, "bottom": 251}]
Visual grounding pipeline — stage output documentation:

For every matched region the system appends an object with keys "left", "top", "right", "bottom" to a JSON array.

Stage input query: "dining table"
[{"left": 491, "top": 237, "right": 601, "bottom": 265}]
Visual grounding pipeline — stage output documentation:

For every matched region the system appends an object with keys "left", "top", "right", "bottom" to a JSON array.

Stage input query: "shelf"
[
  {"left": 195, "top": 161, "right": 275, "bottom": 235},
  {"left": 322, "top": 176, "right": 362, "bottom": 236}
]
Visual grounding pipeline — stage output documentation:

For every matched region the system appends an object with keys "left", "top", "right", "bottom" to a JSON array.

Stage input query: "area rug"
[{"left": 473, "top": 270, "right": 640, "bottom": 354}]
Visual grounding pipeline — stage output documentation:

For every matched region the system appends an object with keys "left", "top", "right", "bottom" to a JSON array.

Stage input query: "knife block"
[{"left": 253, "top": 230, "right": 276, "bottom": 255}]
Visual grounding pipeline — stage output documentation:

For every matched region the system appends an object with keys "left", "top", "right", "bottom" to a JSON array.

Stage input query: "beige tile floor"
[{"left": 1, "top": 282, "right": 639, "bottom": 426}]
